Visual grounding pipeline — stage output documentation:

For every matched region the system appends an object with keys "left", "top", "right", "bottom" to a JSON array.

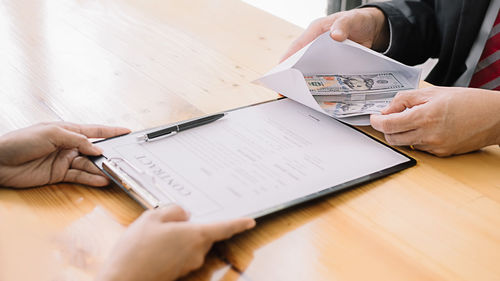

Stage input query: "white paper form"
[
  {"left": 97, "top": 99, "right": 411, "bottom": 223},
  {"left": 255, "top": 32, "right": 422, "bottom": 125}
]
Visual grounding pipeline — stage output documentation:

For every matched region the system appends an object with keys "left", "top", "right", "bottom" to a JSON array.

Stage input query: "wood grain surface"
[{"left": 1, "top": 1, "right": 499, "bottom": 281}]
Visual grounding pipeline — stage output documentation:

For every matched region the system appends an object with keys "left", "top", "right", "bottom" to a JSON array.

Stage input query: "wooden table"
[{"left": 1, "top": 1, "right": 500, "bottom": 280}]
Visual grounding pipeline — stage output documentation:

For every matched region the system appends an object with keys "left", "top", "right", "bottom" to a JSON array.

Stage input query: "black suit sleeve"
[{"left": 363, "top": 0, "right": 439, "bottom": 66}]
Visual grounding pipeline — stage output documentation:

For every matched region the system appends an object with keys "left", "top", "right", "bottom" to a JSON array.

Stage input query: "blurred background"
[{"left": 242, "top": 0, "right": 385, "bottom": 28}]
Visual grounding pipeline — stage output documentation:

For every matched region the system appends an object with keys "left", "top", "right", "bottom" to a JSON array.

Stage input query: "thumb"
[
  {"left": 47, "top": 126, "right": 102, "bottom": 156},
  {"left": 201, "top": 218, "right": 256, "bottom": 242},
  {"left": 330, "top": 15, "right": 354, "bottom": 42},
  {"left": 157, "top": 204, "right": 190, "bottom": 222},
  {"left": 382, "top": 90, "right": 428, "bottom": 115},
  {"left": 280, "top": 15, "right": 339, "bottom": 62}
]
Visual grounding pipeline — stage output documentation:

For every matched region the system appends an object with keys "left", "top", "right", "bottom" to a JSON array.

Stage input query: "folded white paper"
[{"left": 255, "top": 32, "right": 422, "bottom": 125}]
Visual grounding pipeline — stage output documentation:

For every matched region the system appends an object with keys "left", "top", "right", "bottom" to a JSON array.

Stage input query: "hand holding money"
[
  {"left": 281, "top": 8, "right": 389, "bottom": 62},
  {"left": 370, "top": 87, "right": 500, "bottom": 156}
]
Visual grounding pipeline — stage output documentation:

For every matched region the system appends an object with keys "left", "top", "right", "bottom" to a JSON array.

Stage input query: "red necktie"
[{"left": 469, "top": 10, "right": 500, "bottom": 90}]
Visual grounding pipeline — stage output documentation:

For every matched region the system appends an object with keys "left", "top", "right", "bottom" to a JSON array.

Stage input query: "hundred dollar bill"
[
  {"left": 313, "top": 91, "right": 397, "bottom": 103},
  {"left": 304, "top": 72, "right": 410, "bottom": 95},
  {"left": 318, "top": 99, "right": 391, "bottom": 118}
]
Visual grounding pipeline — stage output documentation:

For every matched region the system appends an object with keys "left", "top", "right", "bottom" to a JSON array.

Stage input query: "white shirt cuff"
[{"left": 381, "top": 18, "right": 393, "bottom": 55}]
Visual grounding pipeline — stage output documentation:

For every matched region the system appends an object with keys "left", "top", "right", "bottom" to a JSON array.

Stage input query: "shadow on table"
[{"left": 211, "top": 180, "right": 380, "bottom": 277}]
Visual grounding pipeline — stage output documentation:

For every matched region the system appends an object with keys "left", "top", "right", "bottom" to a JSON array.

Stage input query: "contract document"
[{"left": 92, "top": 99, "right": 415, "bottom": 223}]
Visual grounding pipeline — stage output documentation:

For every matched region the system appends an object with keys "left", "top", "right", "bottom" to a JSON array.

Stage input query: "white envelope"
[{"left": 255, "top": 32, "right": 422, "bottom": 125}]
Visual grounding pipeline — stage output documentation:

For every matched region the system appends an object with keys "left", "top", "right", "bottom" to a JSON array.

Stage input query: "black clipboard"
[{"left": 91, "top": 98, "right": 416, "bottom": 222}]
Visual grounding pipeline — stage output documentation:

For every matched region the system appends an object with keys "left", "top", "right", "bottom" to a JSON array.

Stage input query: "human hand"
[
  {"left": 0, "top": 122, "right": 130, "bottom": 188},
  {"left": 370, "top": 87, "right": 500, "bottom": 157},
  {"left": 281, "top": 7, "right": 389, "bottom": 62},
  {"left": 96, "top": 205, "right": 256, "bottom": 281}
]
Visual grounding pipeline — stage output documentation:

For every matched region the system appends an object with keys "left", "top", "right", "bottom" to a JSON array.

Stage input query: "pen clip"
[{"left": 144, "top": 130, "right": 177, "bottom": 142}]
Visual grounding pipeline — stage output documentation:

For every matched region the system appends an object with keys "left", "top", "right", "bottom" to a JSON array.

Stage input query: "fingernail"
[
  {"left": 246, "top": 220, "right": 256, "bottom": 229},
  {"left": 331, "top": 29, "right": 343, "bottom": 38},
  {"left": 94, "top": 145, "right": 104, "bottom": 154},
  {"left": 379, "top": 106, "right": 389, "bottom": 113}
]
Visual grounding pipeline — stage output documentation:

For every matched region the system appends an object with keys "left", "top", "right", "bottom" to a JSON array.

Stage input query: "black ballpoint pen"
[{"left": 141, "top": 113, "right": 226, "bottom": 142}]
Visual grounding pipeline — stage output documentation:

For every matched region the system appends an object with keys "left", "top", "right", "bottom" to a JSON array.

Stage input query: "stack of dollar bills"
[{"left": 305, "top": 72, "right": 412, "bottom": 118}]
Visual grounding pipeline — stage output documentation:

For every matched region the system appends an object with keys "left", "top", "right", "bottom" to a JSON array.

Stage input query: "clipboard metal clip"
[{"left": 103, "top": 157, "right": 162, "bottom": 209}]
